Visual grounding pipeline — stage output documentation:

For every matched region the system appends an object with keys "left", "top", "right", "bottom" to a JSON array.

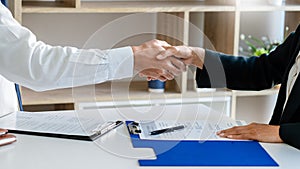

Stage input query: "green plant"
[{"left": 239, "top": 34, "right": 281, "bottom": 57}]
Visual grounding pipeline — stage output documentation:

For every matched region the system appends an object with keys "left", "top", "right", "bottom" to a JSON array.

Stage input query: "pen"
[{"left": 149, "top": 125, "right": 185, "bottom": 135}]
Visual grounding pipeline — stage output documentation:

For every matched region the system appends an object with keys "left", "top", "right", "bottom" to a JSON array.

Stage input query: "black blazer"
[{"left": 196, "top": 25, "right": 300, "bottom": 150}]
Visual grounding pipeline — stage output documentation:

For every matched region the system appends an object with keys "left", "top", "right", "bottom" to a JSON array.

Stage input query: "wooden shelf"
[
  {"left": 235, "top": 0, "right": 300, "bottom": 12},
  {"left": 284, "top": 4, "right": 300, "bottom": 11},
  {"left": 20, "top": 1, "right": 300, "bottom": 14},
  {"left": 22, "top": 1, "right": 235, "bottom": 13},
  {"left": 238, "top": 4, "right": 300, "bottom": 12},
  {"left": 239, "top": 4, "right": 285, "bottom": 12},
  {"left": 21, "top": 81, "right": 232, "bottom": 106}
]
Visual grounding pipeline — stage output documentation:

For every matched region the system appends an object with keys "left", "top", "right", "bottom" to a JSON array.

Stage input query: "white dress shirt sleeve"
[{"left": 0, "top": 4, "right": 134, "bottom": 91}]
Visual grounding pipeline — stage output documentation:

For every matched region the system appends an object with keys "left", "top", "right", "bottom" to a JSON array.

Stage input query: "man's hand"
[
  {"left": 132, "top": 40, "right": 186, "bottom": 81},
  {"left": 138, "top": 68, "right": 168, "bottom": 81},
  {"left": 217, "top": 122, "right": 283, "bottom": 143},
  {"left": 156, "top": 46, "right": 205, "bottom": 69}
]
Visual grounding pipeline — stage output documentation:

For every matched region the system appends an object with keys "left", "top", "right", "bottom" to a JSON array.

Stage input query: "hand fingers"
[
  {"left": 217, "top": 127, "right": 256, "bottom": 141},
  {"left": 156, "top": 46, "right": 178, "bottom": 60},
  {"left": 156, "top": 40, "right": 171, "bottom": 47},
  {"left": 162, "top": 70, "right": 175, "bottom": 80},
  {"left": 225, "top": 133, "right": 255, "bottom": 140},
  {"left": 217, "top": 123, "right": 283, "bottom": 143},
  {"left": 172, "top": 46, "right": 193, "bottom": 59},
  {"left": 218, "top": 126, "right": 244, "bottom": 135},
  {"left": 139, "top": 69, "right": 174, "bottom": 81},
  {"left": 217, "top": 125, "right": 252, "bottom": 136},
  {"left": 217, "top": 123, "right": 260, "bottom": 140},
  {"left": 0, "top": 128, "right": 8, "bottom": 134},
  {"left": 144, "top": 72, "right": 160, "bottom": 79},
  {"left": 141, "top": 43, "right": 166, "bottom": 54},
  {"left": 147, "top": 39, "right": 170, "bottom": 49},
  {"left": 139, "top": 69, "right": 162, "bottom": 79},
  {"left": 157, "top": 46, "right": 194, "bottom": 62},
  {"left": 163, "top": 58, "right": 185, "bottom": 76},
  {"left": 142, "top": 74, "right": 169, "bottom": 82},
  {"left": 162, "top": 46, "right": 193, "bottom": 60},
  {"left": 160, "top": 56, "right": 186, "bottom": 76},
  {"left": 156, "top": 76, "right": 168, "bottom": 82},
  {"left": 170, "top": 57, "right": 187, "bottom": 72}
]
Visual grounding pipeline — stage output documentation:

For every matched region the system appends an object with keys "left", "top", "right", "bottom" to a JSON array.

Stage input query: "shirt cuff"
[{"left": 107, "top": 46, "right": 134, "bottom": 80}]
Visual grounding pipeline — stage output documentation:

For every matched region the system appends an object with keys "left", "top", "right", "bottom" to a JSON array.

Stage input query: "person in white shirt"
[
  {"left": 0, "top": 3, "right": 186, "bottom": 115},
  {"left": 0, "top": 3, "right": 185, "bottom": 91}
]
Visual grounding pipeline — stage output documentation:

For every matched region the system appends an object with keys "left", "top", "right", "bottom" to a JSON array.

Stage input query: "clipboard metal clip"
[
  {"left": 127, "top": 121, "right": 141, "bottom": 135},
  {"left": 91, "top": 120, "right": 123, "bottom": 136}
]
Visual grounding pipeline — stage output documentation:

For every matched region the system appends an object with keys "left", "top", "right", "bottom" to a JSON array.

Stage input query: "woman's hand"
[{"left": 217, "top": 122, "right": 283, "bottom": 143}]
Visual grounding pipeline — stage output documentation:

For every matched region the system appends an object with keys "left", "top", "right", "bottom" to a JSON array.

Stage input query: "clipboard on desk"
[
  {"left": 126, "top": 121, "right": 279, "bottom": 167},
  {"left": 7, "top": 120, "right": 123, "bottom": 141},
  {"left": 0, "top": 111, "right": 123, "bottom": 141}
]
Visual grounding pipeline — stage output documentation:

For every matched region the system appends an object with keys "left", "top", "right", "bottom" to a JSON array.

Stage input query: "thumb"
[{"left": 156, "top": 46, "right": 178, "bottom": 60}]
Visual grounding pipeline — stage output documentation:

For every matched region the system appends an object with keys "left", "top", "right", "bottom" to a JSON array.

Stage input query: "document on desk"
[
  {"left": 0, "top": 111, "right": 117, "bottom": 141},
  {"left": 138, "top": 119, "right": 247, "bottom": 140}
]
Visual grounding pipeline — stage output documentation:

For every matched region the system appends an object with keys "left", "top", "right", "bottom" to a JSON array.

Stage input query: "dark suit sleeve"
[
  {"left": 280, "top": 123, "right": 300, "bottom": 149},
  {"left": 196, "top": 31, "right": 296, "bottom": 90}
]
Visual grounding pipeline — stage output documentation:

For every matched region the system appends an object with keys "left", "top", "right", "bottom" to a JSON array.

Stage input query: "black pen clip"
[{"left": 127, "top": 121, "right": 141, "bottom": 135}]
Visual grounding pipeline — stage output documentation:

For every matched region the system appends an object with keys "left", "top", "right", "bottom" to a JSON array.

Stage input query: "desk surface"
[{"left": 0, "top": 105, "right": 300, "bottom": 169}]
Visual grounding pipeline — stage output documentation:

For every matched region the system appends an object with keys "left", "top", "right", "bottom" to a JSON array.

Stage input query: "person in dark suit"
[{"left": 155, "top": 25, "right": 300, "bottom": 150}]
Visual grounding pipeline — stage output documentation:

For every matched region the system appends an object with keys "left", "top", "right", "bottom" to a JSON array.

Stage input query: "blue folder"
[{"left": 126, "top": 121, "right": 279, "bottom": 167}]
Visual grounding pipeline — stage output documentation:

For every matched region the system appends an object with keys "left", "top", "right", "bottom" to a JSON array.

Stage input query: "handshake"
[{"left": 132, "top": 39, "right": 205, "bottom": 81}]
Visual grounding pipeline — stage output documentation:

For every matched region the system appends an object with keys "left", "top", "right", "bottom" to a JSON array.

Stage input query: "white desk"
[{"left": 0, "top": 104, "right": 300, "bottom": 169}]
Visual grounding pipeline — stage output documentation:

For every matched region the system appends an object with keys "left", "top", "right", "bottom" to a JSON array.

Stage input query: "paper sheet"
[
  {"left": 0, "top": 111, "right": 103, "bottom": 136},
  {"left": 139, "top": 119, "right": 247, "bottom": 140}
]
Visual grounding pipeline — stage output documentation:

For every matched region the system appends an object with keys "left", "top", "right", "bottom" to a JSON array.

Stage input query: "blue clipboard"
[{"left": 126, "top": 121, "right": 279, "bottom": 167}]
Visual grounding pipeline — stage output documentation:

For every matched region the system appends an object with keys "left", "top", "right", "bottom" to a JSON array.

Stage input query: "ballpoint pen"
[{"left": 149, "top": 125, "right": 185, "bottom": 135}]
